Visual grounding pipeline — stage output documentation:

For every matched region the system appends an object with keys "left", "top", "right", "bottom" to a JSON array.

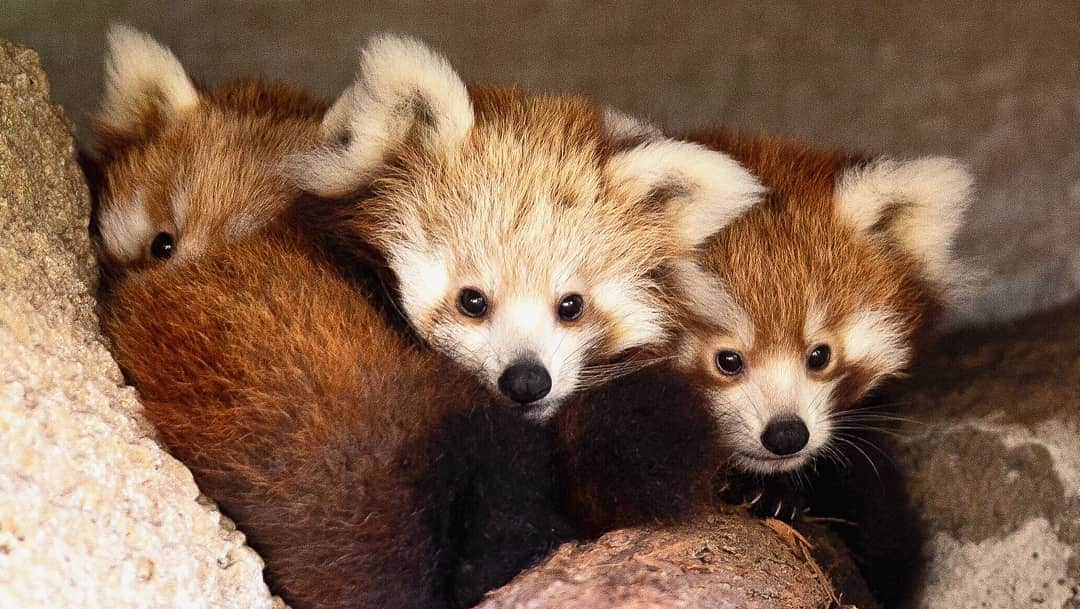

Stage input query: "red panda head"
[
  {"left": 673, "top": 134, "right": 973, "bottom": 474},
  {"left": 88, "top": 25, "right": 326, "bottom": 278},
  {"left": 289, "top": 36, "right": 765, "bottom": 418}
]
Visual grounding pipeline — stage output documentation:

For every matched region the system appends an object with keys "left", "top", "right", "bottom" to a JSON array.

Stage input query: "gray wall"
[{"left": 5, "top": 1, "right": 1078, "bottom": 326}]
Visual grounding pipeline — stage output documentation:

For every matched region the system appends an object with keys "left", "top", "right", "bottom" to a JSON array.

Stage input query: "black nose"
[
  {"left": 497, "top": 361, "right": 552, "bottom": 404},
  {"left": 760, "top": 417, "right": 809, "bottom": 456}
]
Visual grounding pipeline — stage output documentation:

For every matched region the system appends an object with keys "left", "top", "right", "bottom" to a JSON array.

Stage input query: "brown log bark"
[{"left": 477, "top": 506, "right": 879, "bottom": 609}]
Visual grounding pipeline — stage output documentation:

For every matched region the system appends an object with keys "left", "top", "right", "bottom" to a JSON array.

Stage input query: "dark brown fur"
[
  {"left": 556, "top": 362, "right": 723, "bottom": 536},
  {"left": 104, "top": 229, "right": 462, "bottom": 607}
]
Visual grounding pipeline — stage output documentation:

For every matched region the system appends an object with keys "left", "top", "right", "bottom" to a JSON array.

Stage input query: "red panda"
[
  {"left": 90, "top": 26, "right": 573, "bottom": 609},
  {"left": 558, "top": 130, "right": 972, "bottom": 530},
  {"left": 87, "top": 27, "right": 327, "bottom": 279},
  {"left": 287, "top": 36, "right": 765, "bottom": 419},
  {"left": 90, "top": 27, "right": 763, "bottom": 608}
]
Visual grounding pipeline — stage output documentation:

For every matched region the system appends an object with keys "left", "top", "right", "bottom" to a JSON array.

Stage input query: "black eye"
[
  {"left": 557, "top": 293, "right": 584, "bottom": 322},
  {"left": 457, "top": 288, "right": 488, "bottom": 318},
  {"left": 715, "top": 350, "right": 744, "bottom": 376},
  {"left": 807, "top": 344, "right": 831, "bottom": 371},
  {"left": 150, "top": 232, "right": 175, "bottom": 260},
  {"left": 335, "top": 128, "right": 351, "bottom": 147}
]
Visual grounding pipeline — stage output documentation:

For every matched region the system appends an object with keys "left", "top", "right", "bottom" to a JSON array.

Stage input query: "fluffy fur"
[
  {"left": 103, "top": 231, "right": 571, "bottom": 609},
  {"left": 98, "top": 24, "right": 198, "bottom": 137},
  {"left": 89, "top": 24, "right": 328, "bottom": 276},
  {"left": 679, "top": 130, "right": 971, "bottom": 479},
  {"left": 91, "top": 27, "right": 572, "bottom": 609},
  {"left": 558, "top": 130, "right": 972, "bottom": 526},
  {"left": 835, "top": 156, "right": 973, "bottom": 294},
  {"left": 291, "top": 35, "right": 764, "bottom": 414}
]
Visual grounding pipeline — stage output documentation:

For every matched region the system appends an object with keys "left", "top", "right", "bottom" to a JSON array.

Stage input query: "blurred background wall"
[{"left": 4, "top": 0, "right": 1077, "bottom": 327}]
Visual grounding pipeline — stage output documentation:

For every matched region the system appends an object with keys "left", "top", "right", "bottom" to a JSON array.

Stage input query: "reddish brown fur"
[
  {"left": 681, "top": 129, "right": 939, "bottom": 399},
  {"left": 90, "top": 80, "right": 327, "bottom": 276},
  {"left": 93, "top": 73, "right": 573, "bottom": 608},
  {"left": 557, "top": 130, "right": 955, "bottom": 533},
  {"left": 103, "top": 228, "right": 489, "bottom": 609}
]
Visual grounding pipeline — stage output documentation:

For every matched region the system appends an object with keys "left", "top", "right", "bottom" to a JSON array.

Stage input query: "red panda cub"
[
  {"left": 87, "top": 27, "right": 326, "bottom": 279},
  {"left": 288, "top": 36, "right": 765, "bottom": 420},
  {"left": 90, "top": 26, "right": 572, "bottom": 609},
  {"left": 559, "top": 131, "right": 972, "bottom": 530}
]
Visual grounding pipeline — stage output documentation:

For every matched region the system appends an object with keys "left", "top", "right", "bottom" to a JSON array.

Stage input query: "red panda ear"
[
  {"left": 288, "top": 35, "right": 474, "bottom": 198},
  {"left": 835, "top": 157, "right": 974, "bottom": 294},
  {"left": 95, "top": 24, "right": 198, "bottom": 142},
  {"left": 604, "top": 138, "right": 765, "bottom": 251},
  {"left": 600, "top": 106, "right": 663, "bottom": 149}
]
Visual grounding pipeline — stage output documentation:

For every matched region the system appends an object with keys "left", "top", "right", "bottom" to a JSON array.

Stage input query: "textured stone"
[
  {"left": 884, "top": 300, "right": 1080, "bottom": 609},
  {"left": 0, "top": 40, "right": 281, "bottom": 609}
]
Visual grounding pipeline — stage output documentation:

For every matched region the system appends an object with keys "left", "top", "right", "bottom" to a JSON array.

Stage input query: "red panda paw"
[{"left": 720, "top": 474, "right": 807, "bottom": 522}]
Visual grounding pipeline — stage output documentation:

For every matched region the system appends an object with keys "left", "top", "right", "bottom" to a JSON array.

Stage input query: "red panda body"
[
  {"left": 91, "top": 26, "right": 574, "bottom": 609},
  {"left": 92, "top": 27, "right": 770, "bottom": 606},
  {"left": 103, "top": 227, "right": 571, "bottom": 609},
  {"left": 106, "top": 229, "right": 461, "bottom": 607},
  {"left": 559, "top": 129, "right": 972, "bottom": 528}
]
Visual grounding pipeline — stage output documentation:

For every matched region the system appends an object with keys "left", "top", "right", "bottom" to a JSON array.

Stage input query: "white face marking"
[
  {"left": 99, "top": 189, "right": 153, "bottom": 263},
  {"left": 384, "top": 193, "right": 669, "bottom": 419},
  {"left": 452, "top": 295, "right": 593, "bottom": 418},
  {"left": 168, "top": 183, "right": 189, "bottom": 233},
  {"left": 841, "top": 309, "right": 911, "bottom": 391},
  {"left": 670, "top": 258, "right": 753, "bottom": 348},
  {"left": 803, "top": 305, "right": 828, "bottom": 345},
  {"left": 397, "top": 252, "right": 613, "bottom": 419},
  {"left": 391, "top": 246, "right": 450, "bottom": 322},
  {"left": 713, "top": 356, "right": 835, "bottom": 475},
  {"left": 707, "top": 307, "right": 911, "bottom": 476}
]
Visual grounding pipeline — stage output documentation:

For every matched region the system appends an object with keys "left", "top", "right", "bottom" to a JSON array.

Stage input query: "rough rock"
[
  {"left": 0, "top": 40, "right": 282, "bottom": 609},
  {"left": 478, "top": 508, "right": 880, "bottom": 609},
  {"left": 859, "top": 299, "right": 1080, "bottom": 609}
]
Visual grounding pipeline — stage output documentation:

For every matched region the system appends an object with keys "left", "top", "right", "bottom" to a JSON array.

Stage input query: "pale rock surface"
[
  {"left": 920, "top": 519, "right": 1072, "bottom": 609},
  {"left": 864, "top": 299, "right": 1080, "bottom": 609},
  {"left": 0, "top": 39, "right": 283, "bottom": 609}
]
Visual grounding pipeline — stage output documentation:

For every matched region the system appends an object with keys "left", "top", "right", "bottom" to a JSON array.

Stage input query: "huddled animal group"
[{"left": 85, "top": 25, "right": 972, "bottom": 609}]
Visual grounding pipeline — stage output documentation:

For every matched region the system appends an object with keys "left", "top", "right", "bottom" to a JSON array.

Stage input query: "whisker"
[
  {"left": 830, "top": 411, "right": 925, "bottom": 426},
  {"left": 833, "top": 436, "right": 881, "bottom": 481},
  {"left": 840, "top": 432, "right": 899, "bottom": 469},
  {"left": 828, "top": 425, "right": 911, "bottom": 440},
  {"left": 573, "top": 355, "right": 674, "bottom": 388}
]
